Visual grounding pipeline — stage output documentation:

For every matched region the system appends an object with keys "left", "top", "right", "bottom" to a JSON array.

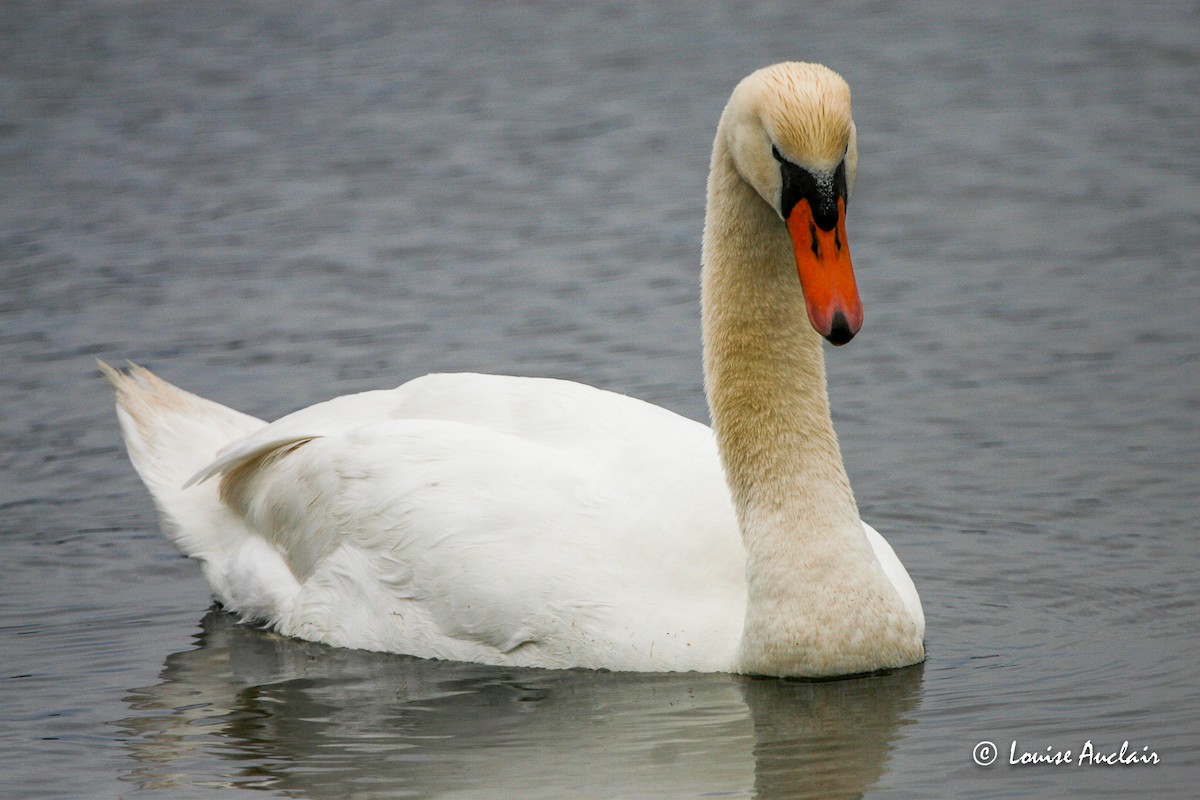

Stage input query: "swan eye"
[
  {"left": 771, "top": 144, "right": 787, "bottom": 164},
  {"left": 834, "top": 159, "right": 849, "bottom": 212}
]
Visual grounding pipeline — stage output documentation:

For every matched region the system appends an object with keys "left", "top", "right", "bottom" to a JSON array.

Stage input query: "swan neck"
[
  {"left": 701, "top": 135, "right": 859, "bottom": 530},
  {"left": 701, "top": 133, "right": 918, "bottom": 676}
]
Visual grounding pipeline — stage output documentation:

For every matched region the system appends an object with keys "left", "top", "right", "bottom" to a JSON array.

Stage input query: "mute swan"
[{"left": 102, "top": 62, "right": 924, "bottom": 678}]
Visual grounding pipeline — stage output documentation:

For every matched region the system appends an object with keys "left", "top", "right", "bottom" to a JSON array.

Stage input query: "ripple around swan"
[{"left": 108, "top": 610, "right": 926, "bottom": 800}]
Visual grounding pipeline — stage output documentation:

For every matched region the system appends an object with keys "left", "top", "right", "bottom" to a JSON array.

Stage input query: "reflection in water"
[{"left": 117, "top": 610, "right": 923, "bottom": 798}]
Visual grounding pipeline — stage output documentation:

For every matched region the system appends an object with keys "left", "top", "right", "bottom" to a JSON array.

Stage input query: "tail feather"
[{"left": 100, "top": 360, "right": 266, "bottom": 561}]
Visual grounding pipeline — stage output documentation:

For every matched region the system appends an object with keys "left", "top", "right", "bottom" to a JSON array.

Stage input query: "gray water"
[{"left": 2, "top": 1, "right": 1198, "bottom": 797}]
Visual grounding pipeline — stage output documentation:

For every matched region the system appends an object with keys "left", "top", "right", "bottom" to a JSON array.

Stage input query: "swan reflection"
[{"left": 117, "top": 609, "right": 923, "bottom": 798}]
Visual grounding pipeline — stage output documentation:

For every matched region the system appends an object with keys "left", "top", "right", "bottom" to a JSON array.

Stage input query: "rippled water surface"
[{"left": 3, "top": 1, "right": 1198, "bottom": 797}]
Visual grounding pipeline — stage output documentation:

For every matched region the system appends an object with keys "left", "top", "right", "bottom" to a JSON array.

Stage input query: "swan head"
[{"left": 721, "top": 62, "right": 862, "bottom": 345}]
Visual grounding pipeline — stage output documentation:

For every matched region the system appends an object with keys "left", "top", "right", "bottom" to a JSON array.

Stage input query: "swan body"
[{"left": 104, "top": 63, "right": 925, "bottom": 677}]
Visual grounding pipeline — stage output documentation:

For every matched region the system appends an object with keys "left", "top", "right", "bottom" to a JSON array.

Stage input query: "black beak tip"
[{"left": 824, "top": 311, "right": 855, "bottom": 346}]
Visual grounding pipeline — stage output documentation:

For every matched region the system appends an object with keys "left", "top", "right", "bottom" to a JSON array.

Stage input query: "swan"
[{"left": 102, "top": 62, "right": 924, "bottom": 678}]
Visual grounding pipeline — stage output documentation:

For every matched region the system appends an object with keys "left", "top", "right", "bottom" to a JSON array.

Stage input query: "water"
[{"left": 2, "top": 1, "right": 1197, "bottom": 797}]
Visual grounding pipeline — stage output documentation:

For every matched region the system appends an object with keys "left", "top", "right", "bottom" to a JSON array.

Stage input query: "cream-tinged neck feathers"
[{"left": 703, "top": 63, "right": 922, "bottom": 676}]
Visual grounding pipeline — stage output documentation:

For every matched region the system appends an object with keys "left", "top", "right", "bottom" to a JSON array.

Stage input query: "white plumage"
[{"left": 104, "top": 63, "right": 925, "bottom": 677}]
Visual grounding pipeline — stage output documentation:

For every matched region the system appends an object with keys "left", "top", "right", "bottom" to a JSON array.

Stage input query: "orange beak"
[{"left": 786, "top": 196, "right": 863, "bottom": 345}]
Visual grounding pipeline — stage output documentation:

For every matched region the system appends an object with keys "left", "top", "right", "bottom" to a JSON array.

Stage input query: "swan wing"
[
  {"left": 862, "top": 521, "right": 925, "bottom": 639},
  {"left": 196, "top": 373, "right": 747, "bottom": 671}
]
